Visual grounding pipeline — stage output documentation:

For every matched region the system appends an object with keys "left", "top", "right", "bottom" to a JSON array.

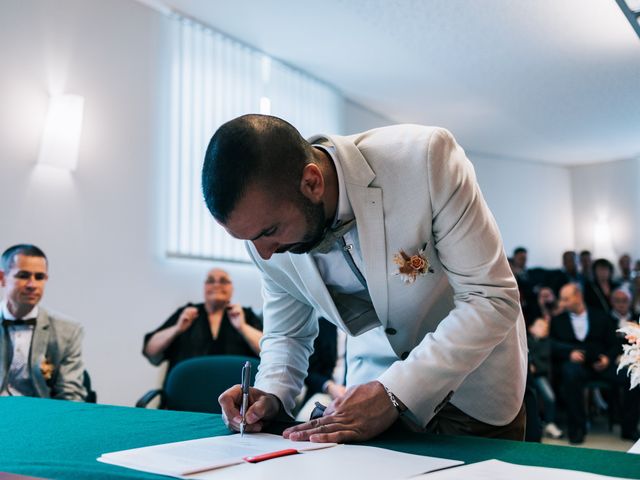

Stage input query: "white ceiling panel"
[{"left": 164, "top": 0, "right": 640, "bottom": 165}]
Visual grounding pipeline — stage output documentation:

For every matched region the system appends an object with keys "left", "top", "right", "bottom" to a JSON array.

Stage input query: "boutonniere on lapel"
[
  {"left": 40, "top": 358, "right": 55, "bottom": 382},
  {"left": 393, "top": 245, "right": 434, "bottom": 284}
]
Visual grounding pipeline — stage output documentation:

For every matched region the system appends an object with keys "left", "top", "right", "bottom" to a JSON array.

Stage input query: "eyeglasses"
[{"left": 205, "top": 277, "right": 232, "bottom": 285}]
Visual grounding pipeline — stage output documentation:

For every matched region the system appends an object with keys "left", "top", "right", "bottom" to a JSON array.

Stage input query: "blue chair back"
[{"left": 164, "top": 355, "right": 259, "bottom": 414}]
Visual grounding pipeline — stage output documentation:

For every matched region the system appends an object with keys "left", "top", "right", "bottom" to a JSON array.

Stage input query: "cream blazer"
[{"left": 250, "top": 125, "right": 527, "bottom": 427}]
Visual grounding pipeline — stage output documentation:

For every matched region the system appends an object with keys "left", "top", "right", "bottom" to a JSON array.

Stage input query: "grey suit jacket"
[
  {"left": 250, "top": 125, "right": 527, "bottom": 427},
  {"left": 0, "top": 307, "right": 86, "bottom": 401}
]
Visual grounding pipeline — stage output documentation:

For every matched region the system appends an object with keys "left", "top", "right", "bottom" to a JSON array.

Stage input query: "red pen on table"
[{"left": 243, "top": 448, "right": 299, "bottom": 463}]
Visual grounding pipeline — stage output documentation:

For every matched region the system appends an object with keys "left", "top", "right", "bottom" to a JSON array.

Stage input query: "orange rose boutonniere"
[
  {"left": 40, "top": 358, "right": 55, "bottom": 382},
  {"left": 393, "top": 246, "right": 434, "bottom": 284}
]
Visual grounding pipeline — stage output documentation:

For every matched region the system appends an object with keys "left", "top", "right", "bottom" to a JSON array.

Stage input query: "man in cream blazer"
[
  {"left": 203, "top": 115, "right": 527, "bottom": 442},
  {"left": 0, "top": 244, "right": 86, "bottom": 401}
]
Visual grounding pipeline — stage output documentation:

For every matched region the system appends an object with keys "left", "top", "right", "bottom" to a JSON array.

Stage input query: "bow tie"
[
  {"left": 309, "top": 219, "right": 357, "bottom": 255},
  {"left": 2, "top": 319, "right": 36, "bottom": 327}
]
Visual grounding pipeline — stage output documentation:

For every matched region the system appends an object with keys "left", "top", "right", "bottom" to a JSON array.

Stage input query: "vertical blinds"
[{"left": 167, "top": 16, "right": 344, "bottom": 262}]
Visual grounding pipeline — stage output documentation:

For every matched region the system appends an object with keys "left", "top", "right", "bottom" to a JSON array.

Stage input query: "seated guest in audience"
[
  {"left": 304, "top": 318, "right": 346, "bottom": 402},
  {"left": 562, "top": 250, "right": 581, "bottom": 284},
  {"left": 584, "top": 258, "right": 619, "bottom": 314},
  {"left": 545, "top": 251, "right": 581, "bottom": 296},
  {"left": 511, "top": 247, "right": 528, "bottom": 281},
  {"left": 615, "top": 254, "right": 633, "bottom": 289},
  {"left": 510, "top": 248, "right": 537, "bottom": 325},
  {"left": 609, "top": 287, "right": 640, "bottom": 440},
  {"left": 296, "top": 317, "right": 347, "bottom": 420},
  {"left": 527, "top": 316, "right": 563, "bottom": 439},
  {"left": 632, "top": 275, "right": 640, "bottom": 317},
  {"left": 0, "top": 244, "right": 86, "bottom": 401},
  {"left": 550, "top": 283, "right": 618, "bottom": 444},
  {"left": 579, "top": 250, "right": 593, "bottom": 283},
  {"left": 610, "top": 287, "right": 639, "bottom": 330},
  {"left": 143, "top": 268, "right": 262, "bottom": 374},
  {"left": 536, "top": 286, "right": 563, "bottom": 321}
]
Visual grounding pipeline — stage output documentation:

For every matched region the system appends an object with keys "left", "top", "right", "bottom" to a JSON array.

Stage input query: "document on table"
[
  {"left": 413, "top": 459, "right": 632, "bottom": 480},
  {"left": 98, "top": 432, "right": 463, "bottom": 480},
  {"left": 187, "top": 444, "right": 463, "bottom": 480},
  {"left": 98, "top": 433, "right": 335, "bottom": 477}
]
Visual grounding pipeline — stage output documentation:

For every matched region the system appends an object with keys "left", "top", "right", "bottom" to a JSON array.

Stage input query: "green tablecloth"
[{"left": 1, "top": 397, "right": 639, "bottom": 479}]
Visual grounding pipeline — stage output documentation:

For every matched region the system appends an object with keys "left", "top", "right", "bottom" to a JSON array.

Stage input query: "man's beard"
[{"left": 276, "top": 194, "right": 328, "bottom": 255}]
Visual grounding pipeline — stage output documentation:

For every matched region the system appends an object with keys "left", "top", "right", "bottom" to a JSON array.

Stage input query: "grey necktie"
[{"left": 308, "top": 219, "right": 357, "bottom": 255}]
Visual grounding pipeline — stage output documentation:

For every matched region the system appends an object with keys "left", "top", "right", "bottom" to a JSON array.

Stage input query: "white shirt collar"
[
  {"left": 1, "top": 299, "right": 39, "bottom": 321},
  {"left": 313, "top": 144, "right": 354, "bottom": 228}
]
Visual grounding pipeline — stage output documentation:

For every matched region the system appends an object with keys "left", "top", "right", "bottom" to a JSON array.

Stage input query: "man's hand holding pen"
[
  {"left": 219, "top": 384, "right": 280, "bottom": 434},
  {"left": 220, "top": 380, "right": 401, "bottom": 443}
]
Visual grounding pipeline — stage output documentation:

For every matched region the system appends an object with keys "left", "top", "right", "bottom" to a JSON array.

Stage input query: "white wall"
[
  {"left": 469, "top": 154, "right": 575, "bottom": 268},
  {"left": 570, "top": 158, "right": 640, "bottom": 263},
  {"left": 0, "top": 0, "right": 267, "bottom": 406},
  {"left": 344, "top": 99, "right": 393, "bottom": 134}
]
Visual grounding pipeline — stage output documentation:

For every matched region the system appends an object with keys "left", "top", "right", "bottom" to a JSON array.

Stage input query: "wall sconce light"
[
  {"left": 38, "top": 94, "right": 85, "bottom": 171},
  {"left": 593, "top": 217, "right": 616, "bottom": 261},
  {"left": 259, "top": 96, "right": 271, "bottom": 115}
]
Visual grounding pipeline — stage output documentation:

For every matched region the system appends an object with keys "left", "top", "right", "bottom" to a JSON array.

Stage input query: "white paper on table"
[
  {"left": 628, "top": 438, "right": 640, "bottom": 454},
  {"left": 412, "top": 459, "right": 633, "bottom": 480},
  {"left": 186, "top": 444, "right": 462, "bottom": 480},
  {"left": 98, "top": 433, "right": 335, "bottom": 477}
]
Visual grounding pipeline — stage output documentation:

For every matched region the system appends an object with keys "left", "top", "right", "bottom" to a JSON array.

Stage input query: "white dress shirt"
[
  {"left": 569, "top": 310, "right": 589, "bottom": 342},
  {"left": 612, "top": 310, "right": 632, "bottom": 330},
  {"left": 311, "top": 143, "right": 366, "bottom": 295}
]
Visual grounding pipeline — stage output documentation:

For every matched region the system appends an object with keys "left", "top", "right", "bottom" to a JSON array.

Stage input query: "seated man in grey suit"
[
  {"left": 0, "top": 244, "right": 86, "bottom": 401},
  {"left": 203, "top": 114, "right": 526, "bottom": 443}
]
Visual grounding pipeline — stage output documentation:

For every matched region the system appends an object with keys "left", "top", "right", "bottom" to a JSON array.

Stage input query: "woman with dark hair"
[{"left": 583, "top": 258, "right": 619, "bottom": 314}]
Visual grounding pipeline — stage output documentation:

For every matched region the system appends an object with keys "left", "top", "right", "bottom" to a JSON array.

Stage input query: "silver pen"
[{"left": 240, "top": 361, "right": 251, "bottom": 437}]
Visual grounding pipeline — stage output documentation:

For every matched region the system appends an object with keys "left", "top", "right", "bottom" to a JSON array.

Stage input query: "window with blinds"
[{"left": 166, "top": 15, "right": 344, "bottom": 262}]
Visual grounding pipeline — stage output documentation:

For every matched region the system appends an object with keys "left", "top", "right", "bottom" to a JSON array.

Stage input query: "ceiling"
[{"left": 164, "top": 0, "right": 640, "bottom": 166}]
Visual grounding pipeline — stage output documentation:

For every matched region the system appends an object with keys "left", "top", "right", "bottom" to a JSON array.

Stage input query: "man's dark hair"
[
  {"left": 579, "top": 250, "right": 591, "bottom": 258},
  {"left": 592, "top": 258, "right": 614, "bottom": 276},
  {"left": 0, "top": 244, "right": 48, "bottom": 272},
  {"left": 202, "top": 114, "right": 315, "bottom": 223},
  {"left": 513, "top": 247, "right": 527, "bottom": 256}
]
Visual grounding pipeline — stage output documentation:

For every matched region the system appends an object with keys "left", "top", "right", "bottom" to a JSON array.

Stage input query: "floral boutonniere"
[
  {"left": 393, "top": 245, "right": 434, "bottom": 284},
  {"left": 617, "top": 322, "right": 640, "bottom": 390},
  {"left": 40, "top": 358, "right": 55, "bottom": 382}
]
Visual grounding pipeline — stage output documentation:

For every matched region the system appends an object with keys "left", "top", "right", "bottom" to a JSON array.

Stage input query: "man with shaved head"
[
  {"left": 550, "top": 283, "right": 619, "bottom": 443},
  {"left": 202, "top": 114, "right": 527, "bottom": 442}
]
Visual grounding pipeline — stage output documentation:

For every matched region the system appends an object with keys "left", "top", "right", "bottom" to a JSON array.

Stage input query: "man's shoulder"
[
  {"left": 551, "top": 311, "right": 570, "bottom": 324},
  {"left": 39, "top": 307, "right": 83, "bottom": 334},
  {"left": 586, "top": 308, "right": 612, "bottom": 325},
  {"left": 318, "top": 124, "right": 447, "bottom": 154}
]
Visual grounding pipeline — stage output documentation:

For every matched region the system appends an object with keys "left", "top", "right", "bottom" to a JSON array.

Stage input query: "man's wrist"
[{"left": 382, "top": 385, "right": 407, "bottom": 416}]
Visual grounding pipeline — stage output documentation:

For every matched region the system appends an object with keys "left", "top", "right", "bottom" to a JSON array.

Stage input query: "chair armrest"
[{"left": 135, "top": 389, "right": 165, "bottom": 408}]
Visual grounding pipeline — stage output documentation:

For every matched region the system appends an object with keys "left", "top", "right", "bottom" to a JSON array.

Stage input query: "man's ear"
[
  {"left": 0, "top": 270, "right": 4, "bottom": 288},
  {"left": 299, "top": 163, "right": 324, "bottom": 202}
]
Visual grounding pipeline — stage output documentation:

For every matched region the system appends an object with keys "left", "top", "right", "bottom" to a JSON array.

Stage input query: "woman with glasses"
[{"left": 143, "top": 268, "right": 262, "bottom": 374}]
